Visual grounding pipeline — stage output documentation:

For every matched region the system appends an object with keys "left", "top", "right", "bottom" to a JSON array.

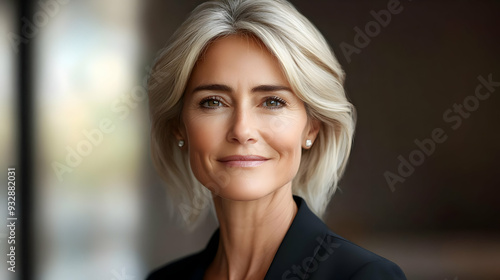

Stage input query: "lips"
[{"left": 218, "top": 155, "right": 269, "bottom": 167}]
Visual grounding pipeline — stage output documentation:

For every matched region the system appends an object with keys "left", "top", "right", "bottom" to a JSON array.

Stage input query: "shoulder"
[
  {"left": 348, "top": 259, "right": 407, "bottom": 280},
  {"left": 308, "top": 232, "right": 406, "bottom": 279},
  {"left": 270, "top": 196, "right": 406, "bottom": 279},
  {"left": 145, "top": 252, "right": 204, "bottom": 280}
]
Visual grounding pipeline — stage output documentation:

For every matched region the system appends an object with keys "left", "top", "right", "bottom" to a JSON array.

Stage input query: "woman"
[{"left": 146, "top": 0, "right": 406, "bottom": 279}]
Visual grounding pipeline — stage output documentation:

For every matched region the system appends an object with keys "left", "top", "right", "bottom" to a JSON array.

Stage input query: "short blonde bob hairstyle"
[{"left": 148, "top": 0, "right": 355, "bottom": 227}]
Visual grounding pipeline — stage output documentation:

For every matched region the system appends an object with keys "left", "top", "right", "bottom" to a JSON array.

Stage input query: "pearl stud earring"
[
  {"left": 305, "top": 139, "right": 312, "bottom": 148},
  {"left": 178, "top": 140, "right": 185, "bottom": 147}
]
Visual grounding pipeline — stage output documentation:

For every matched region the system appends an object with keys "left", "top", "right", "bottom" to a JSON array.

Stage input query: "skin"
[{"left": 176, "top": 34, "right": 319, "bottom": 280}]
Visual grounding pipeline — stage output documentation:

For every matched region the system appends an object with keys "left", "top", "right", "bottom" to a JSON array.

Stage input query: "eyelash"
[
  {"left": 263, "top": 96, "right": 287, "bottom": 109},
  {"left": 199, "top": 96, "right": 224, "bottom": 109},
  {"left": 198, "top": 96, "right": 288, "bottom": 109}
]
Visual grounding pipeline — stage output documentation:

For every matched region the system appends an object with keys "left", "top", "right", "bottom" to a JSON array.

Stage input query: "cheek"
[
  {"left": 183, "top": 115, "right": 225, "bottom": 181},
  {"left": 259, "top": 113, "right": 303, "bottom": 144},
  {"left": 263, "top": 114, "right": 306, "bottom": 169},
  {"left": 186, "top": 117, "right": 221, "bottom": 152},
  {"left": 184, "top": 110, "right": 224, "bottom": 145}
]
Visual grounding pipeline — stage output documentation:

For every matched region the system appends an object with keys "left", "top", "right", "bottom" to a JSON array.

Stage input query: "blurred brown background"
[
  {"left": 142, "top": 1, "right": 500, "bottom": 279},
  {"left": 2, "top": 0, "right": 499, "bottom": 279}
]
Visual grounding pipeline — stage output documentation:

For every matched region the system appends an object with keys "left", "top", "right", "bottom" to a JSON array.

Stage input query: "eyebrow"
[{"left": 191, "top": 84, "right": 293, "bottom": 94}]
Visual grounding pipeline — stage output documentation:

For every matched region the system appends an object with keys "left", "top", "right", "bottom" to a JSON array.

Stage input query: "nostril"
[{"left": 229, "top": 135, "right": 257, "bottom": 144}]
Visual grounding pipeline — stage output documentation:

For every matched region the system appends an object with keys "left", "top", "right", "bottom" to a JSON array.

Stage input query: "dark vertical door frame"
[{"left": 18, "top": 0, "right": 33, "bottom": 279}]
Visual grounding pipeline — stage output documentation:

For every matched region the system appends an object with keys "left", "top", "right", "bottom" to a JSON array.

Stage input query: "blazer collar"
[{"left": 265, "top": 195, "right": 333, "bottom": 279}]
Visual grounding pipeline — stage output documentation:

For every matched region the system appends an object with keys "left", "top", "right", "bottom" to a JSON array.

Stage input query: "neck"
[{"left": 207, "top": 184, "right": 297, "bottom": 280}]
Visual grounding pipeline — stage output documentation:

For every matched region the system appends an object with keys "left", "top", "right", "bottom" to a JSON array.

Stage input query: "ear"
[{"left": 302, "top": 118, "right": 320, "bottom": 149}]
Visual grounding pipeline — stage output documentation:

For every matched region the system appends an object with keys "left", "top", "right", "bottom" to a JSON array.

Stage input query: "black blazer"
[{"left": 147, "top": 196, "right": 407, "bottom": 279}]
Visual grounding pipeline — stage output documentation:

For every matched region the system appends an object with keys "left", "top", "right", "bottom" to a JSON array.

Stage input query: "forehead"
[
  {"left": 187, "top": 34, "right": 289, "bottom": 87},
  {"left": 199, "top": 34, "right": 270, "bottom": 61}
]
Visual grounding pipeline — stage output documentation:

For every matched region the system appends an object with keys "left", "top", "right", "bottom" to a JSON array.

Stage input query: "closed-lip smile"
[{"left": 218, "top": 155, "right": 269, "bottom": 167}]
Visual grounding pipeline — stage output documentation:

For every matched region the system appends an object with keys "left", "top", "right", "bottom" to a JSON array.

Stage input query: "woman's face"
[{"left": 179, "top": 35, "right": 318, "bottom": 201}]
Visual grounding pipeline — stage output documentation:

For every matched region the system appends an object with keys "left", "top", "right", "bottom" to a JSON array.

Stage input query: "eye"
[
  {"left": 199, "top": 96, "right": 225, "bottom": 108},
  {"left": 263, "top": 96, "right": 287, "bottom": 109}
]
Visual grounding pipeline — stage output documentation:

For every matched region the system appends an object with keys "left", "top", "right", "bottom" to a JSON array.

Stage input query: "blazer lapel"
[{"left": 265, "top": 195, "right": 333, "bottom": 279}]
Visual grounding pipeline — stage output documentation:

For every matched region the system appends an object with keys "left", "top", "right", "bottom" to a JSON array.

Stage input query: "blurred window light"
[{"left": 33, "top": 0, "right": 147, "bottom": 279}]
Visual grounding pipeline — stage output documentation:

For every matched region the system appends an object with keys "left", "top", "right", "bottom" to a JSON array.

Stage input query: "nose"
[{"left": 226, "top": 105, "right": 257, "bottom": 145}]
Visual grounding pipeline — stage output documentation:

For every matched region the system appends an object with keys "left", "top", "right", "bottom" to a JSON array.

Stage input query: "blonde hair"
[{"left": 148, "top": 0, "right": 355, "bottom": 227}]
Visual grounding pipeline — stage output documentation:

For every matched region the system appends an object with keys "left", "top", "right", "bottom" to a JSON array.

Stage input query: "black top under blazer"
[{"left": 147, "top": 195, "right": 407, "bottom": 279}]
